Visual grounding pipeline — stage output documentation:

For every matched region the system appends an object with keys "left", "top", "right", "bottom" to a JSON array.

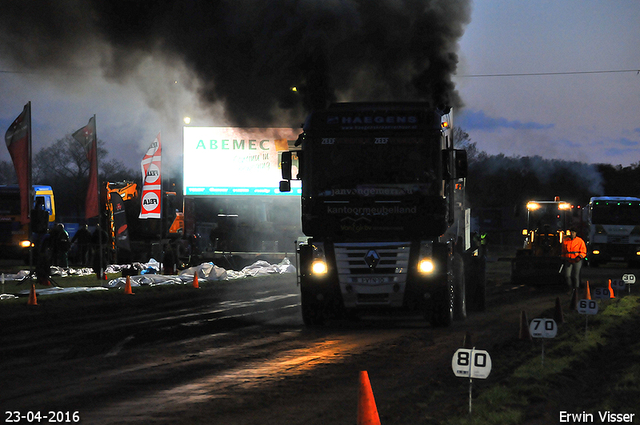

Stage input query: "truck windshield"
[
  {"left": 313, "top": 136, "right": 439, "bottom": 195},
  {"left": 591, "top": 203, "right": 640, "bottom": 225},
  {"left": 528, "top": 205, "right": 568, "bottom": 232}
]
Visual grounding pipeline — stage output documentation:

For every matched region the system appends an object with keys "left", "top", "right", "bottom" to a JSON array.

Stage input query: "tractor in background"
[{"left": 511, "top": 197, "right": 577, "bottom": 285}]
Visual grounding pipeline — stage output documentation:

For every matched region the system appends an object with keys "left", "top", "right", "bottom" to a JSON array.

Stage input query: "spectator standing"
[
  {"left": 71, "top": 224, "right": 92, "bottom": 266},
  {"left": 51, "top": 223, "right": 70, "bottom": 268}
]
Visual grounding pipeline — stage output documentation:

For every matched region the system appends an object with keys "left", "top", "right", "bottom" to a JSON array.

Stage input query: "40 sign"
[{"left": 452, "top": 348, "right": 492, "bottom": 379}]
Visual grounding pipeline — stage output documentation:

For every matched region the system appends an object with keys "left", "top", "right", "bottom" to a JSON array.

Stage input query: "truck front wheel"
[
  {"left": 430, "top": 283, "right": 454, "bottom": 327},
  {"left": 453, "top": 254, "right": 466, "bottom": 321},
  {"left": 301, "top": 291, "right": 325, "bottom": 326}
]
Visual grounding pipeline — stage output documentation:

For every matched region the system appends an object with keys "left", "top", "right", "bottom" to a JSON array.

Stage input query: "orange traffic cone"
[
  {"left": 28, "top": 284, "right": 38, "bottom": 306},
  {"left": 584, "top": 281, "right": 591, "bottom": 300},
  {"left": 192, "top": 273, "right": 199, "bottom": 289},
  {"left": 608, "top": 279, "right": 615, "bottom": 299},
  {"left": 554, "top": 297, "right": 564, "bottom": 324},
  {"left": 124, "top": 275, "right": 134, "bottom": 295},
  {"left": 358, "top": 371, "right": 381, "bottom": 425},
  {"left": 519, "top": 310, "right": 531, "bottom": 341}
]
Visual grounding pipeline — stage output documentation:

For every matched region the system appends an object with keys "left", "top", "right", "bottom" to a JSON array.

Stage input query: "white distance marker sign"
[
  {"left": 623, "top": 274, "right": 636, "bottom": 284},
  {"left": 610, "top": 279, "right": 626, "bottom": 291},
  {"left": 529, "top": 318, "right": 557, "bottom": 339},
  {"left": 452, "top": 349, "right": 492, "bottom": 379},
  {"left": 577, "top": 299, "right": 599, "bottom": 315},
  {"left": 593, "top": 287, "right": 612, "bottom": 299}
]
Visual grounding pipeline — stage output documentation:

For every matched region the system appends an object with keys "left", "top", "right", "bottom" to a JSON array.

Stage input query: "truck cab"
[{"left": 280, "top": 103, "right": 483, "bottom": 326}]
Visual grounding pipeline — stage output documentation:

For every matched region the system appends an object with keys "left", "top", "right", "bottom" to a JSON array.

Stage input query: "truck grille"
[
  {"left": 608, "top": 236, "right": 629, "bottom": 244},
  {"left": 334, "top": 242, "right": 411, "bottom": 276}
]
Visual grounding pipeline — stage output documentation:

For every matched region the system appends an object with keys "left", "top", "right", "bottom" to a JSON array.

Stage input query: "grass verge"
[{"left": 444, "top": 295, "right": 640, "bottom": 424}]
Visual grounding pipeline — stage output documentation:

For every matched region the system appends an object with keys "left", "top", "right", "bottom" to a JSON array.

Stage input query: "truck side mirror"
[
  {"left": 454, "top": 149, "right": 468, "bottom": 179},
  {"left": 279, "top": 180, "right": 291, "bottom": 193},
  {"left": 442, "top": 149, "right": 468, "bottom": 179},
  {"left": 442, "top": 150, "right": 451, "bottom": 179},
  {"left": 281, "top": 151, "right": 292, "bottom": 180}
]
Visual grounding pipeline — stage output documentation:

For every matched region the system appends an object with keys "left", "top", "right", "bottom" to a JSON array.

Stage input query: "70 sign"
[{"left": 529, "top": 318, "right": 557, "bottom": 338}]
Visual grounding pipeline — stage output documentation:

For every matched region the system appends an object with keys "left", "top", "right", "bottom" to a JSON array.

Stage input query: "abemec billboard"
[{"left": 183, "top": 127, "right": 302, "bottom": 196}]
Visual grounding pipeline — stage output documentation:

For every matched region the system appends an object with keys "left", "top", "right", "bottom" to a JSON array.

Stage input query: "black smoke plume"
[{"left": 1, "top": 0, "right": 471, "bottom": 125}]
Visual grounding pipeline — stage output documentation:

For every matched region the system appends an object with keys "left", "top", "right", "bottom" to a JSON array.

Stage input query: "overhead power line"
[{"left": 457, "top": 69, "right": 640, "bottom": 78}]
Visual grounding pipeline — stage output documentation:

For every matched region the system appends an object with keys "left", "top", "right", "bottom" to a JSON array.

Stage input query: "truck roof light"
[{"left": 527, "top": 202, "right": 541, "bottom": 211}]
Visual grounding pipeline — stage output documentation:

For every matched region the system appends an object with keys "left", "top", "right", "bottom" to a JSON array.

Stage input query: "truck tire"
[
  {"left": 466, "top": 254, "right": 486, "bottom": 312},
  {"left": 301, "top": 291, "right": 325, "bottom": 326},
  {"left": 430, "top": 283, "right": 454, "bottom": 327},
  {"left": 453, "top": 253, "right": 466, "bottom": 321}
]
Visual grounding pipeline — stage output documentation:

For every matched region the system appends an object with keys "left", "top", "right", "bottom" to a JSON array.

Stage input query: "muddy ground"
[{"left": 1, "top": 255, "right": 637, "bottom": 424}]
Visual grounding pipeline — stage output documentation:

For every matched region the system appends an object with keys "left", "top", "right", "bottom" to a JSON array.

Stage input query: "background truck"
[
  {"left": 0, "top": 184, "right": 55, "bottom": 262},
  {"left": 511, "top": 197, "right": 577, "bottom": 285},
  {"left": 587, "top": 196, "right": 640, "bottom": 267},
  {"left": 104, "top": 181, "right": 184, "bottom": 265},
  {"left": 279, "top": 102, "right": 485, "bottom": 326}
]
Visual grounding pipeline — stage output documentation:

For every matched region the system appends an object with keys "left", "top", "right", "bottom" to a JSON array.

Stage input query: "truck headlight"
[
  {"left": 310, "top": 242, "right": 328, "bottom": 275},
  {"left": 312, "top": 260, "right": 328, "bottom": 275},
  {"left": 418, "top": 259, "right": 435, "bottom": 274},
  {"left": 19, "top": 240, "right": 32, "bottom": 248}
]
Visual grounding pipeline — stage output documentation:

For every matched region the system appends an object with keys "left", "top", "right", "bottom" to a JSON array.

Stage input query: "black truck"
[{"left": 280, "top": 102, "right": 485, "bottom": 326}]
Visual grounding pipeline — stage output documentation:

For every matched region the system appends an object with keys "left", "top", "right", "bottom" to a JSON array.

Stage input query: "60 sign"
[{"left": 577, "top": 299, "right": 598, "bottom": 315}]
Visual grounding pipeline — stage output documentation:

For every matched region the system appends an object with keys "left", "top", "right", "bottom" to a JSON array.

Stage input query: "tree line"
[
  {"left": 0, "top": 135, "right": 137, "bottom": 220},
  {"left": 456, "top": 128, "right": 640, "bottom": 210},
  {"left": 2, "top": 129, "right": 639, "bottom": 221}
]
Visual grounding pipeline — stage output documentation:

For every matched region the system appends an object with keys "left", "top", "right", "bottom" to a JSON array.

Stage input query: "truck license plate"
[{"left": 357, "top": 277, "right": 389, "bottom": 284}]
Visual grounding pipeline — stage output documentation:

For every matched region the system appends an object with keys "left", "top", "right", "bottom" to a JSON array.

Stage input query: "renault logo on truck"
[{"left": 364, "top": 250, "right": 381, "bottom": 269}]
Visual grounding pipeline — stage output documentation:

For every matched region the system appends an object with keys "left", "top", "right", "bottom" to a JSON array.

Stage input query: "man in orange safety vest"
[{"left": 561, "top": 227, "right": 587, "bottom": 289}]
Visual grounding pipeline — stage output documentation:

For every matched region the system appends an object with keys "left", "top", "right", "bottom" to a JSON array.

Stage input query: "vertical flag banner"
[
  {"left": 4, "top": 102, "right": 32, "bottom": 224},
  {"left": 72, "top": 116, "right": 99, "bottom": 219},
  {"left": 110, "top": 192, "right": 131, "bottom": 250},
  {"left": 139, "top": 133, "right": 162, "bottom": 219}
]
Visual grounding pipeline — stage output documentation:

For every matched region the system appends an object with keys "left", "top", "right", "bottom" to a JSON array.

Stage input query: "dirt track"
[{"left": 0, "top": 261, "right": 629, "bottom": 424}]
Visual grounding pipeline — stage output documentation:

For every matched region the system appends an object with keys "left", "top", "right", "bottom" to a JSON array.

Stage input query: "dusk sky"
[
  {"left": 454, "top": 1, "right": 640, "bottom": 167},
  {"left": 1, "top": 1, "right": 639, "bottom": 174}
]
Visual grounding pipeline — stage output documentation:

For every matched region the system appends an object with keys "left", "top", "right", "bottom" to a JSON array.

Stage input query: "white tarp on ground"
[
  {"left": 1, "top": 270, "right": 31, "bottom": 282},
  {"left": 1, "top": 266, "right": 95, "bottom": 282},
  {"left": 17, "top": 286, "right": 110, "bottom": 296},
  {"left": 104, "top": 258, "right": 296, "bottom": 289},
  {"left": 2, "top": 258, "right": 296, "bottom": 298}
]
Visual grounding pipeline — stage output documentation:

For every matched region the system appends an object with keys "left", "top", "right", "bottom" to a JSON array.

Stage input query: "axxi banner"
[
  {"left": 182, "top": 127, "right": 301, "bottom": 196},
  {"left": 139, "top": 133, "right": 162, "bottom": 218}
]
